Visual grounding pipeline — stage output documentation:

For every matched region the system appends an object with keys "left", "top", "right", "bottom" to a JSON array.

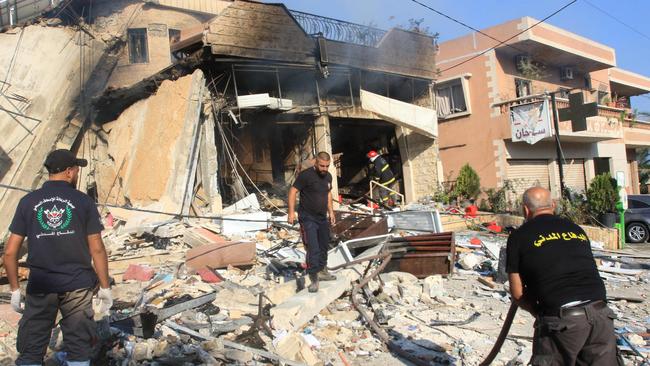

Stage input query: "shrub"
[
  {"left": 558, "top": 188, "right": 590, "bottom": 225},
  {"left": 484, "top": 180, "right": 516, "bottom": 213},
  {"left": 432, "top": 187, "right": 452, "bottom": 205},
  {"left": 452, "top": 164, "right": 481, "bottom": 202},
  {"left": 586, "top": 173, "right": 619, "bottom": 215}
]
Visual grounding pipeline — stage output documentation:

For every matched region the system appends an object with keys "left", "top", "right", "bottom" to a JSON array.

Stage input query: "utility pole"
[{"left": 550, "top": 93, "right": 566, "bottom": 199}]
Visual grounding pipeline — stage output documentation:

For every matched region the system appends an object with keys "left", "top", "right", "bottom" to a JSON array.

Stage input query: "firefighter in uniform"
[{"left": 366, "top": 150, "right": 397, "bottom": 206}]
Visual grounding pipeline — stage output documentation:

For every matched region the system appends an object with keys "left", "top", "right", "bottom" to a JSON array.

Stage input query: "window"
[
  {"left": 515, "top": 78, "right": 532, "bottom": 98},
  {"left": 169, "top": 29, "right": 181, "bottom": 45},
  {"left": 435, "top": 79, "right": 467, "bottom": 118},
  {"left": 559, "top": 88, "right": 570, "bottom": 99},
  {"left": 584, "top": 75, "right": 592, "bottom": 90},
  {"left": 628, "top": 199, "right": 650, "bottom": 209},
  {"left": 597, "top": 90, "right": 609, "bottom": 105},
  {"left": 128, "top": 28, "right": 149, "bottom": 64},
  {"left": 169, "top": 29, "right": 181, "bottom": 62}
]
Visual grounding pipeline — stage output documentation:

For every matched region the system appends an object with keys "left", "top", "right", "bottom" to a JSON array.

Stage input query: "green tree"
[
  {"left": 586, "top": 173, "right": 619, "bottom": 215},
  {"left": 453, "top": 164, "right": 481, "bottom": 202}
]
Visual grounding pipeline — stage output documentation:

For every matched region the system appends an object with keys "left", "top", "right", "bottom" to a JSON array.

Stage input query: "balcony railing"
[
  {"left": 289, "top": 10, "right": 387, "bottom": 47},
  {"left": 555, "top": 98, "right": 650, "bottom": 130}
]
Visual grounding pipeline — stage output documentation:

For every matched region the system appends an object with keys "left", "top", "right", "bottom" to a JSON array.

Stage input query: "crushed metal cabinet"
[{"left": 384, "top": 232, "right": 455, "bottom": 278}]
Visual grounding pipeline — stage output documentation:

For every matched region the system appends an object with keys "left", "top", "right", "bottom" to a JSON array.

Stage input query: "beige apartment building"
[{"left": 436, "top": 17, "right": 650, "bottom": 199}]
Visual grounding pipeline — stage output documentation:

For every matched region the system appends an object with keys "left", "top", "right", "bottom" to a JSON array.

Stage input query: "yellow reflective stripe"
[
  {"left": 380, "top": 177, "right": 396, "bottom": 186},
  {"left": 381, "top": 164, "right": 390, "bottom": 172},
  {"left": 381, "top": 196, "right": 390, "bottom": 201}
]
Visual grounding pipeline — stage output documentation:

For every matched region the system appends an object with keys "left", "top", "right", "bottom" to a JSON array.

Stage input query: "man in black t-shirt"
[
  {"left": 288, "top": 152, "right": 336, "bottom": 293},
  {"left": 3, "top": 149, "right": 112, "bottom": 366},
  {"left": 506, "top": 187, "right": 619, "bottom": 365}
]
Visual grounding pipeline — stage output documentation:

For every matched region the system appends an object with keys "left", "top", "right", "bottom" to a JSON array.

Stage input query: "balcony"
[
  {"left": 289, "top": 10, "right": 387, "bottom": 47},
  {"left": 554, "top": 98, "right": 623, "bottom": 142},
  {"left": 621, "top": 116, "right": 650, "bottom": 148},
  {"left": 496, "top": 95, "right": 650, "bottom": 144}
]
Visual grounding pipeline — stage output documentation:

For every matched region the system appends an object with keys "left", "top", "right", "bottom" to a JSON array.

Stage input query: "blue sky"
[{"left": 272, "top": 0, "right": 650, "bottom": 113}]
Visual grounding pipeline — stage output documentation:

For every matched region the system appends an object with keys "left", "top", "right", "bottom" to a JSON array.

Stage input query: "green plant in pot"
[
  {"left": 586, "top": 173, "right": 620, "bottom": 228},
  {"left": 452, "top": 164, "right": 481, "bottom": 204}
]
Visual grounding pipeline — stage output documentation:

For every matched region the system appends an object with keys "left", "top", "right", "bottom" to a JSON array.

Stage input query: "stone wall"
[
  {"left": 495, "top": 214, "right": 620, "bottom": 250},
  {"left": 398, "top": 128, "right": 439, "bottom": 202},
  {"left": 0, "top": 25, "right": 106, "bottom": 236},
  {"left": 441, "top": 213, "right": 620, "bottom": 250}
]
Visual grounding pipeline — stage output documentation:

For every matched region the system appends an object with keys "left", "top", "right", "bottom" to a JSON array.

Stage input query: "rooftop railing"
[{"left": 289, "top": 10, "right": 387, "bottom": 47}]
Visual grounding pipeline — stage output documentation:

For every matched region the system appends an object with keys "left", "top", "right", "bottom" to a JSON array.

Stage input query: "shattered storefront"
[{"left": 86, "top": 0, "right": 441, "bottom": 217}]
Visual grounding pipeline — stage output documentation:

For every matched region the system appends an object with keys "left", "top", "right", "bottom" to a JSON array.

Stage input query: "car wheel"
[{"left": 626, "top": 222, "right": 649, "bottom": 243}]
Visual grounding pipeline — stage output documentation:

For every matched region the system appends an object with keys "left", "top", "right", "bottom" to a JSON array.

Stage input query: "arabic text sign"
[{"left": 510, "top": 100, "right": 552, "bottom": 144}]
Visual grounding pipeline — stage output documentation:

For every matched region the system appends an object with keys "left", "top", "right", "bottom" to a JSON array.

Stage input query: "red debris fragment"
[
  {"left": 487, "top": 222, "right": 502, "bottom": 233},
  {"left": 470, "top": 237, "right": 482, "bottom": 245},
  {"left": 464, "top": 205, "right": 478, "bottom": 218},
  {"left": 122, "top": 264, "right": 155, "bottom": 282},
  {"left": 196, "top": 268, "right": 222, "bottom": 283}
]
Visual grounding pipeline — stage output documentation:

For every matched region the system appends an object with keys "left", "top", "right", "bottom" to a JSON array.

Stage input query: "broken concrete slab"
[
  {"left": 271, "top": 244, "right": 383, "bottom": 331},
  {"left": 185, "top": 241, "right": 256, "bottom": 270},
  {"left": 94, "top": 70, "right": 207, "bottom": 221},
  {"left": 216, "top": 211, "right": 271, "bottom": 236},
  {"left": 274, "top": 332, "right": 322, "bottom": 366},
  {"left": 222, "top": 193, "right": 260, "bottom": 214},
  {"left": 183, "top": 227, "right": 227, "bottom": 248}
]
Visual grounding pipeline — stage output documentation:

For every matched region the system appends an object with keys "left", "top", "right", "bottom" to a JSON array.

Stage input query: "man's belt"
[{"left": 541, "top": 300, "right": 606, "bottom": 317}]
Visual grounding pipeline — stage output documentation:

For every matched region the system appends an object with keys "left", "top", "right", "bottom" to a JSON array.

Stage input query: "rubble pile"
[{"left": 1, "top": 207, "right": 649, "bottom": 366}]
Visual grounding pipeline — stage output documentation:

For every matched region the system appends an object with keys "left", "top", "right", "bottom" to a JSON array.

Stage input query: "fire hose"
[
  {"left": 331, "top": 253, "right": 519, "bottom": 366},
  {"left": 479, "top": 301, "right": 518, "bottom": 366}
]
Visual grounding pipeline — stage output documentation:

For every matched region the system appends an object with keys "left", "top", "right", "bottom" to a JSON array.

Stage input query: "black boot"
[
  {"left": 308, "top": 272, "right": 319, "bottom": 293},
  {"left": 318, "top": 269, "right": 337, "bottom": 281}
]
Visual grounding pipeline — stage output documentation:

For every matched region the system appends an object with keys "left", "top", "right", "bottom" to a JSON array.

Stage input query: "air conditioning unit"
[
  {"left": 515, "top": 55, "right": 530, "bottom": 72},
  {"left": 561, "top": 67, "right": 574, "bottom": 80}
]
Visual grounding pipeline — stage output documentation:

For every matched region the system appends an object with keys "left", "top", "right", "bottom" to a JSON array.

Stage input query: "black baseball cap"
[{"left": 44, "top": 149, "right": 88, "bottom": 174}]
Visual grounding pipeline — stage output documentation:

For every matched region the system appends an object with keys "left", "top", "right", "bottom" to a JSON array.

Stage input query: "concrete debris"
[
  {"left": 1, "top": 213, "right": 650, "bottom": 366},
  {"left": 458, "top": 252, "right": 482, "bottom": 270},
  {"left": 0, "top": 0, "right": 646, "bottom": 363},
  {"left": 274, "top": 332, "right": 322, "bottom": 366}
]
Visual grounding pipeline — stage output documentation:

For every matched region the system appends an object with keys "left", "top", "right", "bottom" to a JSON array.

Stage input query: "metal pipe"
[{"left": 550, "top": 93, "right": 567, "bottom": 198}]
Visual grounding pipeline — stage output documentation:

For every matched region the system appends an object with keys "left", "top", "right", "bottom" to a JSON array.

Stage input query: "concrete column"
[
  {"left": 548, "top": 159, "right": 560, "bottom": 199},
  {"left": 584, "top": 158, "right": 595, "bottom": 186},
  {"left": 395, "top": 126, "right": 416, "bottom": 203},
  {"left": 313, "top": 114, "right": 339, "bottom": 207}
]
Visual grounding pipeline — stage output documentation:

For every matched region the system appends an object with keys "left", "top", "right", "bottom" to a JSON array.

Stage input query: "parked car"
[{"left": 625, "top": 195, "right": 650, "bottom": 243}]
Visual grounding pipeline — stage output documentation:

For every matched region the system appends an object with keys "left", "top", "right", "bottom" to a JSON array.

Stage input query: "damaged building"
[
  {"left": 0, "top": 0, "right": 441, "bottom": 232},
  {"left": 89, "top": 0, "right": 442, "bottom": 219}
]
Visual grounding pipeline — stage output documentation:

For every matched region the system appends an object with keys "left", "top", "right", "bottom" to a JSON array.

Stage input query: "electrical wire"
[
  {"left": 434, "top": 0, "right": 578, "bottom": 73},
  {"left": 408, "top": 0, "right": 527, "bottom": 56},
  {"left": 581, "top": 0, "right": 650, "bottom": 43}
]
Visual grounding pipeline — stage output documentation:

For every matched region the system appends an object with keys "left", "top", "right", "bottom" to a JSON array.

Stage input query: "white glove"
[
  {"left": 96, "top": 287, "right": 113, "bottom": 314},
  {"left": 10, "top": 289, "right": 23, "bottom": 313}
]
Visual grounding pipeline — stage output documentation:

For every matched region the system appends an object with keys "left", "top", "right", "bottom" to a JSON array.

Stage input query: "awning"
[{"left": 360, "top": 89, "right": 437, "bottom": 138}]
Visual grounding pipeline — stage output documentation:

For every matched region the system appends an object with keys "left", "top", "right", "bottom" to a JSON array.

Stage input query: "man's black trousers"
[
  {"left": 15, "top": 288, "right": 96, "bottom": 365},
  {"left": 299, "top": 211, "right": 330, "bottom": 274}
]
